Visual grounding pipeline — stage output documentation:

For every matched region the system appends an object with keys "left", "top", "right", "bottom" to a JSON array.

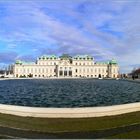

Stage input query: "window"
[
  {"left": 64, "top": 71, "right": 67, "bottom": 76},
  {"left": 59, "top": 71, "right": 63, "bottom": 76},
  {"left": 75, "top": 69, "right": 78, "bottom": 73},
  {"left": 69, "top": 71, "right": 72, "bottom": 76}
]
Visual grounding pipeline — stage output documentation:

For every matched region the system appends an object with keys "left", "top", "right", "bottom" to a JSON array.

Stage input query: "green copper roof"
[
  {"left": 15, "top": 60, "right": 22, "bottom": 64},
  {"left": 38, "top": 55, "right": 58, "bottom": 60},
  {"left": 38, "top": 54, "right": 94, "bottom": 60},
  {"left": 96, "top": 61, "right": 109, "bottom": 65},
  {"left": 96, "top": 59, "right": 117, "bottom": 65},
  {"left": 59, "top": 54, "right": 72, "bottom": 60},
  {"left": 73, "top": 55, "right": 93, "bottom": 60},
  {"left": 15, "top": 60, "right": 35, "bottom": 65},
  {"left": 109, "top": 59, "right": 118, "bottom": 64}
]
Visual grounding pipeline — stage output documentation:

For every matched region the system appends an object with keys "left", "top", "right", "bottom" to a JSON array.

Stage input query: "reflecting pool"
[{"left": 0, "top": 79, "right": 140, "bottom": 107}]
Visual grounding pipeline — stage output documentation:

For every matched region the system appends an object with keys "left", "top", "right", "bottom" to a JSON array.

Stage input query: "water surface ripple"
[{"left": 0, "top": 79, "right": 140, "bottom": 107}]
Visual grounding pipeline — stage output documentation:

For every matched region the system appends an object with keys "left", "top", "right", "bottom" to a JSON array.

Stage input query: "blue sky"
[{"left": 0, "top": 0, "right": 140, "bottom": 73}]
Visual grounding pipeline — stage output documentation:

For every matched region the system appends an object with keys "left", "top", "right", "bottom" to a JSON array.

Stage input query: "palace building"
[{"left": 14, "top": 54, "right": 119, "bottom": 78}]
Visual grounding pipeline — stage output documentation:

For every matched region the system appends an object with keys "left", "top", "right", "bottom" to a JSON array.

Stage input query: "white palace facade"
[{"left": 14, "top": 54, "right": 119, "bottom": 78}]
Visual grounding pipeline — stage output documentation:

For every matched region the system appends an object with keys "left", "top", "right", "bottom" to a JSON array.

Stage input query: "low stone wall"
[{"left": 0, "top": 102, "right": 140, "bottom": 118}]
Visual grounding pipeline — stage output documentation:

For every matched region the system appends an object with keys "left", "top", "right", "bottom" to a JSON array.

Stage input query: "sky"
[{"left": 0, "top": 0, "right": 140, "bottom": 73}]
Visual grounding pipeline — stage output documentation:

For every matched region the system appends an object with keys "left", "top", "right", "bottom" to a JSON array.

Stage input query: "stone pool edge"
[{"left": 0, "top": 102, "right": 140, "bottom": 118}]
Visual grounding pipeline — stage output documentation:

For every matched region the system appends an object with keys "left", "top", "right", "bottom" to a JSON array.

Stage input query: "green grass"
[
  {"left": 0, "top": 135, "right": 14, "bottom": 139},
  {"left": 107, "top": 130, "right": 140, "bottom": 139},
  {"left": 0, "top": 111, "right": 140, "bottom": 133}
]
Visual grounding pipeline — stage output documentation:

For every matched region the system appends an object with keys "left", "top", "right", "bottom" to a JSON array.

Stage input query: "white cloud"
[{"left": 0, "top": 0, "right": 140, "bottom": 73}]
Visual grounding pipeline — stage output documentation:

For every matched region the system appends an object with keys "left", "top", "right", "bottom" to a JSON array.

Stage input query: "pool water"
[{"left": 0, "top": 79, "right": 140, "bottom": 107}]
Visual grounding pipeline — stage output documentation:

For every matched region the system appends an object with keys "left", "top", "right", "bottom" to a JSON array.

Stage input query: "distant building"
[{"left": 13, "top": 54, "right": 119, "bottom": 78}]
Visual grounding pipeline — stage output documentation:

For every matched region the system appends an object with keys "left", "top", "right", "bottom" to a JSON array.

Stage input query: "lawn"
[{"left": 0, "top": 111, "right": 140, "bottom": 138}]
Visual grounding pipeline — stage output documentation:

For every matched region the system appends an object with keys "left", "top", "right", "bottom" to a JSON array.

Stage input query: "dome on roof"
[{"left": 60, "top": 54, "right": 72, "bottom": 60}]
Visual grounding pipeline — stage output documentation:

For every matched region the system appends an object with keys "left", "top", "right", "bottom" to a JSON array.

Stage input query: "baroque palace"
[{"left": 14, "top": 54, "right": 119, "bottom": 78}]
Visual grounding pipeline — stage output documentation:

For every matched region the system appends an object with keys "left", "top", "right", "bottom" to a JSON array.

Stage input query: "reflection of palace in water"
[{"left": 14, "top": 54, "right": 119, "bottom": 78}]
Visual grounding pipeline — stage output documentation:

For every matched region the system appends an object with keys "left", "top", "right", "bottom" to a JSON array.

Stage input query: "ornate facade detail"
[{"left": 14, "top": 54, "right": 119, "bottom": 78}]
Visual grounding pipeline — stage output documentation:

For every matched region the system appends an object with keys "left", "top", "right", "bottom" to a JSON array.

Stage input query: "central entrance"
[{"left": 59, "top": 70, "right": 72, "bottom": 77}]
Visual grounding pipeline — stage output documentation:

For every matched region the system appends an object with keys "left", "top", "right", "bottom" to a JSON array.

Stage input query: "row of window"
[
  {"left": 17, "top": 74, "right": 118, "bottom": 78},
  {"left": 60, "top": 67, "right": 72, "bottom": 70},
  {"left": 16, "top": 68, "right": 117, "bottom": 74},
  {"left": 74, "top": 62, "right": 93, "bottom": 65},
  {"left": 37, "top": 62, "right": 57, "bottom": 65},
  {"left": 16, "top": 68, "right": 55, "bottom": 73},
  {"left": 37, "top": 62, "right": 93, "bottom": 65},
  {"left": 75, "top": 68, "right": 108, "bottom": 73}
]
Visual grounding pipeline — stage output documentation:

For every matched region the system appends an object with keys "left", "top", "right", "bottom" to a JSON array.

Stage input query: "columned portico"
[{"left": 58, "top": 67, "right": 72, "bottom": 77}]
